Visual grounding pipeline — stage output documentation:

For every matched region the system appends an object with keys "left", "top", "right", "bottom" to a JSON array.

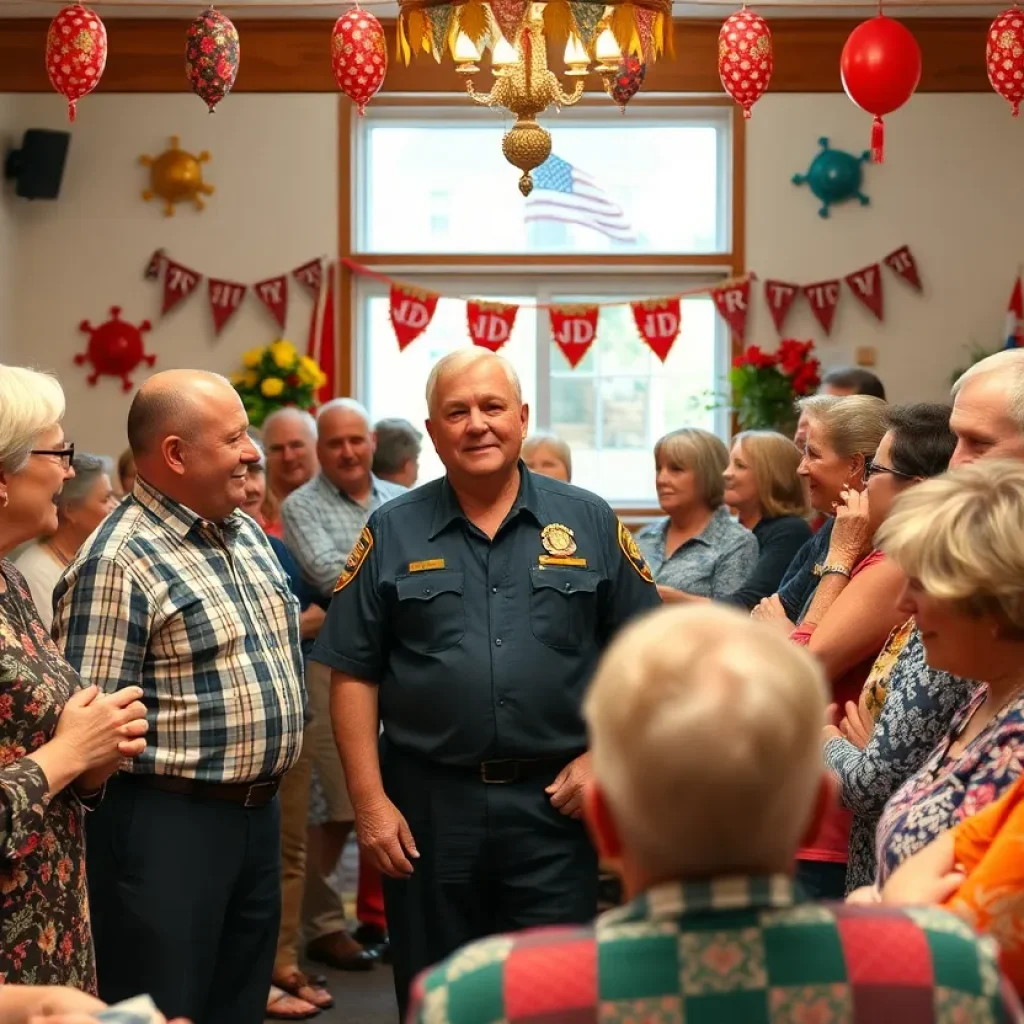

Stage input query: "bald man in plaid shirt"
[
  {"left": 54, "top": 371, "right": 304, "bottom": 1024},
  {"left": 408, "top": 605, "right": 1022, "bottom": 1024}
]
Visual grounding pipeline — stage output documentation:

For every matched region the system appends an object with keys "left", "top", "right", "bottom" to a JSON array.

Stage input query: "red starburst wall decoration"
[
  {"left": 186, "top": 7, "right": 240, "bottom": 113},
  {"left": 719, "top": 8, "right": 773, "bottom": 118},
  {"left": 45, "top": 3, "right": 108, "bottom": 122},
  {"left": 75, "top": 307, "right": 155, "bottom": 392}
]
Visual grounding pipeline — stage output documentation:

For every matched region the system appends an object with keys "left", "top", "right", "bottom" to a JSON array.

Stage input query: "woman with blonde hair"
[
  {"left": 636, "top": 428, "right": 757, "bottom": 601},
  {"left": 0, "top": 365, "right": 148, "bottom": 990},
  {"left": 522, "top": 432, "right": 572, "bottom": 482}
]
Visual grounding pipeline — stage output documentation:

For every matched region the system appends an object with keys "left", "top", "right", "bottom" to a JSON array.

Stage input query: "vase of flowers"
[
  {"left": 231, "top": 339, "right": 327, "bottom": 429},
  {"left": 730, "top": 339, "right": 821, "bottom": 433}
]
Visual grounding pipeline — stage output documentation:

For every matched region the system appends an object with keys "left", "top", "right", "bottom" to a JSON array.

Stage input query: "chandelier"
[{"left": 396, "top": 0, "right": 673, "bottom": 194}]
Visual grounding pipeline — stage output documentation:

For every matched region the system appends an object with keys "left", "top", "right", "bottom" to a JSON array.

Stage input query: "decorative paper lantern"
[
  {"left": 331, "top": 9, "right": 387, "bottom": 116},
  {"left": 987, "top": 7, "right": 1024, "bottom": 116},
  {"left": 718, "top": 9, "right": 773, "bottom": 119},
  {"left": 45, "top": 3, "right": 107, "bottom": 122},
  {"left": 185, "top": 7, "right": 240, "bottom": 113},
  {"left": 840, "top": 15, "right": 921, "bottom": 164},
  {"left": 609, "top": 57, "right": 646, "bottom": 113}
]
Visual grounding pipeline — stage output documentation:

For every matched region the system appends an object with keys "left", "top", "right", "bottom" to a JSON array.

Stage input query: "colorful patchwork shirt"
[{"left": 407, "top": 875, "right": 1022, "bottom": 1024}]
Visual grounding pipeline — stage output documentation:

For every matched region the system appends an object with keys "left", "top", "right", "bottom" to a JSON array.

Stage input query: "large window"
[{"left": 348, "top": 101, "right": 737, "bottom": 506}]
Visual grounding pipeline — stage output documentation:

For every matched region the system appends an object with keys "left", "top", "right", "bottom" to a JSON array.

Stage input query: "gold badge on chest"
[{"left": 540, "top": 523, "right": 577, "bottom": 557}]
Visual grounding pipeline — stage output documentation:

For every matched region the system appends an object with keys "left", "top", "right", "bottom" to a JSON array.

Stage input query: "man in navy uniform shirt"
[{"left": 310, "top": 349, "right": 661, "bottom": 1016}]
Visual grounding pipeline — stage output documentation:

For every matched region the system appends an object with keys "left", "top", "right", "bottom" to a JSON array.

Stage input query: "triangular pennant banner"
[
  {"left": 568, "top": 0, "right": 602, "bottom": 47},
  {"left": 633, "top": 6, "right": 656, "bottom": 61},
  {"left": 844, "top": 263, "right": 884, "bottom": 321},
  {"left": 207, "top": 278, "right": 247, "bottom": 336},
  {"left": 490, "top": 0, "right": 528, "bottom": 44},
  {"left": 764, "top": 280, "right": 800, "bottom": 335},
  {"left": 425, "top": 4, "right": 453, "bottom": 58},
  {"left": 467, "top": 300, "right": 518, "bottom": 352},
  {"left": 884, "top": 245, "right": 923, "bottom": 292},
  {"left": 632, "top": 297, "right": 681, "bottom": 362},
  {"left": 162, "top": 259, "right": 202, "bottom": 316},
  {"left": 711, "top": 280, "right": 750, "bottom": 340},
  {"left": 803, "top": 280, "right": 841, "bottom": 335},
  {"left": 255, "top": 275, "right": 288, "bottom": 329},
  {"left": 292, "top": 258, "right": 323, "bottom": 299},
  {"left": 144, "top": 248, "right": 166, "bottom": 281},
  {"left": 390, "top": 283, "right": 439, "bottom": 351},
  {"left": 549, "top": 304, "right": 599, "bottom": 368}
]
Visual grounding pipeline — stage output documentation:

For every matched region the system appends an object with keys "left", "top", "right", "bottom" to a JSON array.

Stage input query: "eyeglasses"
[
  {"left": 864, "top": 460, "right": 915, "bottom": 482},
  {"left": 30, "top": 443, "right": 75, "bottom": 470}
]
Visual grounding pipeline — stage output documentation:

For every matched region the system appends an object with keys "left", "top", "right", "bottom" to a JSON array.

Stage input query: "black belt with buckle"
[
  {"left": 124, "top": 772, "right": 281, "bottom": 808},
  {"left": 475, "top": 754, "right": 582, "bottom": 785}
]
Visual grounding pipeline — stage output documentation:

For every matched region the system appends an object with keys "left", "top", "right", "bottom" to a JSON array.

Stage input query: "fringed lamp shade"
[{"left": 396, "top": 0, "right": 673, "bottom": 66}]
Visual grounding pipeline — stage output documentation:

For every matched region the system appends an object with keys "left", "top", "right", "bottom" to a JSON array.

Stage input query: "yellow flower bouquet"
[{"left": 231, "top": 339, "right": 327, "bottom": 428}]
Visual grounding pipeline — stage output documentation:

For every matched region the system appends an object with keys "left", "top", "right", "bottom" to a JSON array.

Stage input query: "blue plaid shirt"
[{"left": 53, "top": 478, "right": 305, "bottom": 784}]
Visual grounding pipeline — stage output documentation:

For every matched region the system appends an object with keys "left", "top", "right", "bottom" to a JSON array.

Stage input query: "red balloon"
[
  {"left": 841, "top": 15, "right": 921, "bottom": 163},
  {"left": 987, "top": 7, "right": 1024, "bottom": 117}
]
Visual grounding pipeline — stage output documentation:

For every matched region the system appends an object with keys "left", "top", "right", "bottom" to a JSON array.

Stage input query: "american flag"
[{"left": 524, "top": 155, "right": 637, "bottom": 244}]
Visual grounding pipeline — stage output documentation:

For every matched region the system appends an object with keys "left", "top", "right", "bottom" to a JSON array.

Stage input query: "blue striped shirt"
[{"left": 53, "top": 478, "right": 305, "bottom": 784}]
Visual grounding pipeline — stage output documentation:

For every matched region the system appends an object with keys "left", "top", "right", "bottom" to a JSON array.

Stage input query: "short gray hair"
[
  {"left": 425, "top": 349, "right": 522, "bottom": 416},
  {"left": 952, "top": 349, "right": 1024, "bottom": 433},
  {"left": 797, "top": 393, "right": 888, "bottom": 461},
  {"left": 373, "top": 418, "right": 422, "bottom": 475},
  {"left": 56, "top": 452, "right": 107, "bottom": 511},
  {"left": 0, "top": 365, "right": 66, "bottom": 473},
  {"left": 317, "top": 398, "right": 371, "bottom": 432},
  {"left": 262, "top": 406, "right": 316, "bottom": 441},
  {"left": 523, "top": 432, "right": 573, "bottom": 480}
]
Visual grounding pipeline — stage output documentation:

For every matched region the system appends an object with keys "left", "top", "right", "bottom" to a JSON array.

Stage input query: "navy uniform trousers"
[
  {"left": 85, "top": 774, "right": 281, "bottom": 1024},
  {"left": 380, "top": 739, "right": 598, "bottom": 1021}
]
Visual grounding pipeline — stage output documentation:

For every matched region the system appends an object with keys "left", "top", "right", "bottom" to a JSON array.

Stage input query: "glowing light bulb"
[
  {"left": 454, "top": 31, "right": 481, "bottom": 63},
  {"left": 595, "top": 28, "right": 621, "bottom": 64},
  {"left": 492, "top": 37, "right": 519, "bottom": 68},
  {"left": 563, "top": 35, "right": 590, "bottom": 75}
]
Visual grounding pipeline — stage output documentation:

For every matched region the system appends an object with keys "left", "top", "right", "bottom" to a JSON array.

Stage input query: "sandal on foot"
[
  {"left": 267, "top": 985, "right": 320, "bottom": 1021},
  {"left": 273, "top": 970, "right": 335, "bottom": 1011}
]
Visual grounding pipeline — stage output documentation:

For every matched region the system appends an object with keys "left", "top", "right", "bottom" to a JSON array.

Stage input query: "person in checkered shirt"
[{"left": 408, "top": 604, "right": 1023, "bottom": 1024}]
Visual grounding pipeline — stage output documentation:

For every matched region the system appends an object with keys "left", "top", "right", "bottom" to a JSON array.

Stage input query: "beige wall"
[
  {"left": 747, "top": 93, "right": 1024, "bottom": 401},
  {"left": 0, "top": 93, "right": 338, "bottom": 458}
]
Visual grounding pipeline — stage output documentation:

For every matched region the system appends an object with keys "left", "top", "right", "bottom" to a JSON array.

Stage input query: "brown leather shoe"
[{"left": 306, "top": 931, "right": 377, "bottom": 972}]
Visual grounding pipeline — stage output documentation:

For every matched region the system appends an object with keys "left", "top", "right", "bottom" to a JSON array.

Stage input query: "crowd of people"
[{"left": 2, "top": 347, "right": 1024, "bottom": 1024}]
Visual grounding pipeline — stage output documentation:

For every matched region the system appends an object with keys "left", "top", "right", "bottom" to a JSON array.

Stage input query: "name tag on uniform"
[
  {"left": 409, "top": 558, "right": 446, "bottom": 573},
  {"left": 538, "top": 555, "right": 588, "bottom": 567}
]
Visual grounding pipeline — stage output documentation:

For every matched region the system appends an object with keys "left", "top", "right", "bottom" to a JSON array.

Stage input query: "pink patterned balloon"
[
  {"left": 331, "top": 10, "right": 387, "bottom": 116},
  {"left": 718, "top": 9, "right": 773, "bottom": 119}
]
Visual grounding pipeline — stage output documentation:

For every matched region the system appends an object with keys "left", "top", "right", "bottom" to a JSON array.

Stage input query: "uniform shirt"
[
  {"left": 281, "top": 471, "right": 406, "bottom": 600},
  {"left": 408, "top": 875, "right": 1022, "bottom": 1024},
  {"left": 636, "top": 505, "right": 758, "bottom": 599},
  {"left": 53, "top": 478, "right": 305, "bottom": 785},
  {"left": 310, "top": 466, "right": 660, "bottom": 765}
]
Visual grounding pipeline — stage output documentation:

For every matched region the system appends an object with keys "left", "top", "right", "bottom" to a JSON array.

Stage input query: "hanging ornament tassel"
[{"left": 871, "top": 115, "right": 885, "bottom": 163}]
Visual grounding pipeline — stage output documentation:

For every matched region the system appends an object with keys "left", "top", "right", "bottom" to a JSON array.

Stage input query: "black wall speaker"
[{"left": 4, "top": 129, "right": 71, "bottom": 200}]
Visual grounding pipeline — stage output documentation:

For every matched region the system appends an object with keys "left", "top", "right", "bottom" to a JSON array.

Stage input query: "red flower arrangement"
[{"left": 730, "top": 339, "right": 821, "bottom": 431}]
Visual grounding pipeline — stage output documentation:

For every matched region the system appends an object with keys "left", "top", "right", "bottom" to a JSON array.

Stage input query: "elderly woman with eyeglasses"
[{"left": 0, "top": 365, "right": 148, "bottom": 990}]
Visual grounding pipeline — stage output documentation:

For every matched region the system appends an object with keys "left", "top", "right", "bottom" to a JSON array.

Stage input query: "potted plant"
[
  {"left": 730, "top": 339, "right": 821, "bottom": 433},
  {"left": 231, "top": 339, "right": 327, "bottom": 428}
]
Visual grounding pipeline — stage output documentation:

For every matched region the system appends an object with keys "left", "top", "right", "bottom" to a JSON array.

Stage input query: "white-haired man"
[
  {"left": 261, "top": 407, "right": 318, "bottom": 538},
  {"left": 281, "top": 398, "right": 405, "bottom": 972},
  {"left": 311, "top": 348, "right": 661, "bottom": 1017},
  {"left": 408, "top": 605, "right": 1022, "bottom": 1023}
]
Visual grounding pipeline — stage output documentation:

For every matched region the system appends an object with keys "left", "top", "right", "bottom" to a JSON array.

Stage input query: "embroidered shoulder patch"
[
  {"left": 334, "top": 525, "right": 373, "bottom": 593},
  {"left": 617, "top": 519, "right": 654, "bottom": 584}
]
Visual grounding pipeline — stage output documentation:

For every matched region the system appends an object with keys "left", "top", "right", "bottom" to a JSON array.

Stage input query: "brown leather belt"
[
  {"left": 125, "top": 772, "right": 281, "bottom": 808},
  {"left": 453, "top": 754, "right": 582, "bottom": 785}
]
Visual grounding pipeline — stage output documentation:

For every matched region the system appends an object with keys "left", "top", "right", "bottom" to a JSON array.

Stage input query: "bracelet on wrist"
[{"left": 813, "top": 562, "right": 853, "bottom": 579}]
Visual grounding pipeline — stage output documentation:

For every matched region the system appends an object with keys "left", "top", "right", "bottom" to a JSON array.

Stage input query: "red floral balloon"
[
  {"left": 610, "top": 56, "right": 646, "bottom": 112},
  {"left": 45, "top": 3, "right": 107, "bottom": 123},
  {"left": 331, "top": 10, "right": 387, "bottom": 116},
  {"left": 987, "top": 7, "right": 1024, "bottom": 116},
  {"left": 718, "top": 9, "right": 773, "bottom": 119},
  {"left": 841, "top": 15, "right": 921, "bottom": 164},
  {"left": 185, "top": 8, "right": 240, "bottom": 113}
]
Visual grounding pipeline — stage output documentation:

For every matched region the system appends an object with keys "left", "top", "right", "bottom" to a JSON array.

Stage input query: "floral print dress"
[{"left": 0, "top": 560, "right": 96, "bottom": 990}]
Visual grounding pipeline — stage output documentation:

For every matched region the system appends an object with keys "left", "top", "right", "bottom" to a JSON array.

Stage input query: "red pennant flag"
[
  {"left": 467, "top": 300, "right": 518, "bottom": 352},
  {"left": 632, "top": 297, "right": 682, "bottom": 363},
  {"left": 255, "top": 275, "right": 288, "bottom": 329},
  {"left": 884, "top": 245, "right": 923, "bottom": 292},
  {"left": 307, "top": 261, "right": 336, "bottom": 407},
  {"left": 549, "top": 304, "right": 599, "bottom": 369},
  {"left": 292, "top": 258, "right": 323, "bottom": 299},
  {"left": 207, "top": 278, "right": 247, "bottom": 336},
  {"left": 389, "top": 284, "right": 439, "bottom": 351},
  {"left": 711, "top": 280, "right": 750, "bottom": 340},
  {"left": 161, "top": 259, "right": 202, "bottom": 316},
  {"left": 844, "top": 263, "right": 884, "bottom": 321},
  {"left": 803, "top": 280, "right": 841, "bottom": 336},
  {"left": 144, "top": 248, "right": 166, "bottom": 281},
  {"left": 764, "top": 280, "right": 800, "bottom": 335}
]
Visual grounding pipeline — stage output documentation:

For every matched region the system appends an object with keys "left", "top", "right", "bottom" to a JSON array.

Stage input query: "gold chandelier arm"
[
  {"left": 465, "top": 79, "right": 497, "bottom": 107},
  {"left": 554, "top": 79, "right": 586, "bottom": 108}
]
